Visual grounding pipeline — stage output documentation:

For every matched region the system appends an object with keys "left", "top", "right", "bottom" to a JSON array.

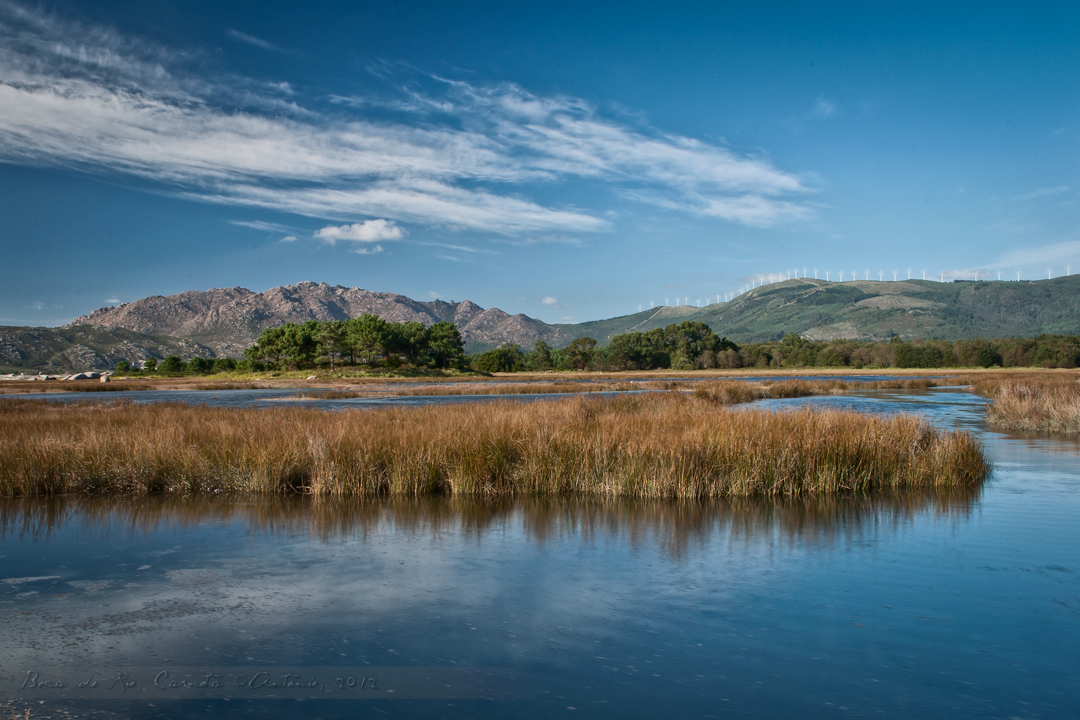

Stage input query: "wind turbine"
[
  {"left": 879, "top": 270, "right": 883, "bottom": 281},
  {"left": 907, "top": 268, "right": 911, "bottom": 280},
  {"left": 865, "top": 270, "right": 869, "bottom": 280},
  {"left": 1017, "top": 271, "right": 1020, "bottom": 281},
  {"left": 639, "top": 304, "right": 643, "bottom": 312},
  {"left": 814, "top": 269, "right": 819, "bottom": 279},
  {"left": 893, "top": 271, "right": 897, "bottom": 281},
  {"left": 940, "top": 272, "right": 944, "bottom": 282},
  {"left": 1049, "top": 269, "right": 1052, "bottom": 279},
  {"left": 826, "top": 271, "right": 830, "bottom": 281},
  {"left": 665, "top": 297, "right": 670, "bottom": 306},
  {"left": 839, "top": 271, "right": 844, "bottom": 281},
  {"left": 922, "top": 269, "right": 926, "bottom": 280}
]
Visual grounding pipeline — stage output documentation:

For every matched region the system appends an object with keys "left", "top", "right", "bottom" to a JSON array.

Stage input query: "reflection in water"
[
  {"left": 2, "top": 389, "right": 1076, "bottom": 720},
  {"left": 0, "top": 488, "right": 982, "bottom": 558}
]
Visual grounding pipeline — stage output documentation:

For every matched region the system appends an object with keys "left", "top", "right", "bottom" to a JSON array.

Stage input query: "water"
[
  {"left": 3, "top": 374, "right": 944, "bottom": 411},
  {"left": 1, "top": 390, "right": 1077, "bottom": 719}
]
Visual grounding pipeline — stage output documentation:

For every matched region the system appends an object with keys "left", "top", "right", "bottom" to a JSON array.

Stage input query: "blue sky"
[{"left": 0, "top": 0, "right": 1077, "bottom": 326}]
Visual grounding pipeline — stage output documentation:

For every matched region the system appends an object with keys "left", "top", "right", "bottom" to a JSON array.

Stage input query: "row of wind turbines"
[{"left": 635, "top": 265, "right": 1074, "bottom": 312}]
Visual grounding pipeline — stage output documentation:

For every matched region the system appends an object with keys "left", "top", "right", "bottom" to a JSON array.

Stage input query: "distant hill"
[
  {"left": 68, "top": 281, "right": 577, "bottom": 356},
  {"left": 3, "top": 276, "right": 1079, "bottom": 372},
  {"left": 0, "top": 325, "right": 214, "bottom": 374},
  {"left": 561, "top": 275, "right": 1080, "bottom": 344}
]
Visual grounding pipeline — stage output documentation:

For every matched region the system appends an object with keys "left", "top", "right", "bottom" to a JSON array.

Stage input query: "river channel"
[{"left": 1, "top": 388, "right": 1077, "bottom": 718}]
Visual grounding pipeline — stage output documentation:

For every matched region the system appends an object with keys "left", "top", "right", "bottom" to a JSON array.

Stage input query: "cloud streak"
[
  {"left": 226, "top": 29, "right": 279, "bottom": 51},
  {"left": 0, "top": 2, "right": 814, "bottom": 234}
]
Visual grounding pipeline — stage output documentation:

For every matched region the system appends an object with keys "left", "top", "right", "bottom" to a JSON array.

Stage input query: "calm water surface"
[
  {"left": 1, "top": 389, "right": 1077, "bottom": 719},
  {"left": 6, "top": 374, "right": 944, "bottom": 411}
]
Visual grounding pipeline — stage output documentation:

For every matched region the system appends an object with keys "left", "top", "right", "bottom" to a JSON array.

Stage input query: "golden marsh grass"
[
  {"left": 0, "top": 392, "right": 988, "bottom": 498},
  {"left": 692, "top": 377, "right": 937, "bottom": 405},
  {"left": 974, "top": 374, "right": 1080, "bottom": 435}
]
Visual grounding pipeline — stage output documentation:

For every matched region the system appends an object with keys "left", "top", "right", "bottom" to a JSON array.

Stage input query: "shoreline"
[{"left": 1, "top": 366, "right": 1073, "bottom": 397}]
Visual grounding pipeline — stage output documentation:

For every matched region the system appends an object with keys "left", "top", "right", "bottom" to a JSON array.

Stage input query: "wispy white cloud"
[
  {"left": 229, "top": 220, "right": 296, "bottom": 233},
  {"left": 105, "top": 297, "right": 121, "bottom": 304},
  {"left": 417, "top": 241, "right": 497, "bottom": 255},
  {"left": 931, "top": 239, "right": 1080, "bottom": 281},
  {"left": 496, "top": 234, "right": 583, "bottom": 247},
  {"left": 0, "top": 2, "right": 814, "bottom": 234},
  {"left": 1011, "top": 185, "right": 1071, "bottom": 202},
  {"left": 279, "top": 235, "right": 297, "bottom": 243},
  {"left": 350, "top": 244, "right": 384, "bottom": 255},
  {"left": 314, "top": 219, "right": 404, "bottom": 243},
  {"left": 989, "top": 239, "right": 1080, "bottom": 270},
  {"left": 226, "top": 29, "right": 279, "bottom": 51},
  {"left": 809, "top": 96, "right": 838, "bottom": 119}
]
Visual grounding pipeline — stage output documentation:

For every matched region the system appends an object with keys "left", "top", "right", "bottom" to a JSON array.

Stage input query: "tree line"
[
  {"left": 472, "top": 326, "right": 1080, "bottom": 371},
  {"left": 471, "top": 321, "right": 738, "bottom": 372},
  {"left": 116, "top": 317, "right": 1080, "bottom": 375}
]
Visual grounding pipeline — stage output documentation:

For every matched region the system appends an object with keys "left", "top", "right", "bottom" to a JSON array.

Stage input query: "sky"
[{"left": 0, "top": 0, "right": 1078, "bottom": 326}]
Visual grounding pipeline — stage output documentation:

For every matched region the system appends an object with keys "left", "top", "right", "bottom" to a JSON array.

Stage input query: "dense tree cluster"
[
  {"left": 743, "top": 334, "right": 1080, "bottom": 369},
  {"left": 470, "top": 329, "right": 1080, "bottom": 372},
  {"left": 470, "top": 322, "right": 738, "bottom": 372},
  {"left": 243, "top": 316, "right": 466, "bottom": 371}
]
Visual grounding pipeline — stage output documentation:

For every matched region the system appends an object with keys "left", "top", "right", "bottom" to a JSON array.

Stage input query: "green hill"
[{"left": 557, "top": 276, "right": 1080, "bottom": 345}]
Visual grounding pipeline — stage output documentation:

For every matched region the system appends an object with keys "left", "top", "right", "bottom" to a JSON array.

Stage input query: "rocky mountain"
[
  {"left": 70, "top": 281, "right": 577, "bottom": 356},
  {"left": 0, "top": 325, "right": 214, "bottom": 374},
  {"left": 5, "top": 276, "right": 1078, "bottom": 372}
]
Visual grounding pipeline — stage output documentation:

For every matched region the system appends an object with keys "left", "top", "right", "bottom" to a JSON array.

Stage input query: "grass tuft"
[{"left": 974, "top": 375, "right": 1080, "bottom": 435}]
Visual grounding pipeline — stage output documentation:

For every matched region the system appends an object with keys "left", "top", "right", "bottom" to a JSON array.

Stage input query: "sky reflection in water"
[{"left": 0, "top": 389, "right": 1077, "bottom": 719}]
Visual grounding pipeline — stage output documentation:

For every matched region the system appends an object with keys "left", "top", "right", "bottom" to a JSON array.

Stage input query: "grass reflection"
[{"left": 0, "top": 489, "right": 981, "bottom": 559}]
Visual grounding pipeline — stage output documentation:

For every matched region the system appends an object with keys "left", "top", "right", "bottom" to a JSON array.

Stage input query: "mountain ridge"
[
  {"left": 69, "top": 281, "right": 577, "bottom": 356},
  {"left": 3, "top": 276, "right": 1079, "bottom": 372}
]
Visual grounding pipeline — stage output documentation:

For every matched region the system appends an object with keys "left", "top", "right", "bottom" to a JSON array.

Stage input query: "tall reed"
[
  {"left": 0, "top": 392, "right": 989, "bottom": 498},
  {"left": 975, "top": 376, "right": 1080, "bottom": 435}
]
